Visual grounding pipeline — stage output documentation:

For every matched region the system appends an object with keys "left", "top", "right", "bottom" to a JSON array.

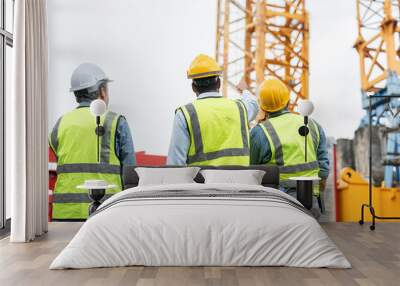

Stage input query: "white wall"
[
  {"left": 48, "top": 0, "right": 364, "bottom": 157},
  {"left": 48, "top": 0, "right": 216, "bottom": 155},
  {"left": 308, "top": 0, "right": 363, "bottom": 139}
]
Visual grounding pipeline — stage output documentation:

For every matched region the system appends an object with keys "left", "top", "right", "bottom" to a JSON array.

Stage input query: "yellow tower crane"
[
  {"left": 215, "top": 0, "right": 309, "bottom": 111},
  {"left": 353, "top": 0, "right": 400, "bottom": 188},
  {"left": 354, "top": 0, "right": 400, "bottom": 96},
  {"left": 337, "top": 0, "right": 400, "bottom": 224}
]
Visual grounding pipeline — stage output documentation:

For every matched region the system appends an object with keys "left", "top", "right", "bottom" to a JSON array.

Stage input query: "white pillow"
[
  {"left": 136, "top": 167, "right": 200, "bottom": 186},
  {"left": 200, "top": 169, "right": 266, "bottom": 185}
]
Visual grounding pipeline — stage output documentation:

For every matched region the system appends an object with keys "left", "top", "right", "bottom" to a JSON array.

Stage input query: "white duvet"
[{"left": 50, "top": 183, "right": 351, "bottom": 269}]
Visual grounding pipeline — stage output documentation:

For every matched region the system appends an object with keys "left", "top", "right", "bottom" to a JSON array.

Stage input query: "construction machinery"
[
  {"left": 353, "top": 0, "right": 400, "bottom": 188},
  {"left": 215, "top": 0, "right": 309, "bottom": 111},
  {"left": 337, "top": 0, "right": 400, "bottom": 222},
  {"left": 338, "top": 167, "right": 400, "bottom": 222},
  {"left": 215, "top": 0, "right": 400, "bottom": 222}
]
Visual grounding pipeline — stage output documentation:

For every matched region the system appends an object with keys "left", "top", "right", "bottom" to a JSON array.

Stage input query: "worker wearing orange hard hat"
[
  {"left": 167, "top": 54, "right": 259, "bottom": 166},
  {"left": 250, "top": 78, "right": 329, "bottom": 217}
]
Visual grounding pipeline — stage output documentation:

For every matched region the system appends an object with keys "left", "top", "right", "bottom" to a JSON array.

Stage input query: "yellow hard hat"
[
  {"left": 258, "top": 78, "right": 290, "bottom": 112},
  {"left": 187, "top": 54, "right": 223, "bottom": 79}
]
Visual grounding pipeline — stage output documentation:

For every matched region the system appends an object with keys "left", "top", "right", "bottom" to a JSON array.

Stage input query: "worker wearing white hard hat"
[
  {"left": 250, "top": 78, "right": 329, "bottom": 218},
  {"left": 49, "top": 63, "right": 135, "bottom": 220}
]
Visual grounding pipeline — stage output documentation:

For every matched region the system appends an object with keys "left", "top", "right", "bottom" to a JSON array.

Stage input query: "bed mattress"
[{"left": 50, "top": 183, "right": 351, "bottom": 269}]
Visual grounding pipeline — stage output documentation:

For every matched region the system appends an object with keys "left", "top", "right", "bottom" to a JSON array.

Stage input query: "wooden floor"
[{"left": 1, "top": 222, "right": 400, "bottom": 286}]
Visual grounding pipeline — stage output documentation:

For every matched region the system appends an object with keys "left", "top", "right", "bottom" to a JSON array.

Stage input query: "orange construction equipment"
[{"left": 337, "top": 167, "right": 400, "bottom": 222}]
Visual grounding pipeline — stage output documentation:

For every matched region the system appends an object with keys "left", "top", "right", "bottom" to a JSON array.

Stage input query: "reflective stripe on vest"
[
  {"left": 309, "top": 119, "right": 319, "bottom": 154},
  {"left": 183, "top": 99, "right": 249, "bottom": 164},
  {"left": 52, "top": 193, "right": 114, "bottom": 203},
  {"left": 50, "top": 117, "right": 63, "bottom": 153},
  {"left": 101, "top": 111, "right": 118, "bottom": 163},
  {"left": 262, "top": 120, "right": 284, "bottom": 166},
  {"left": 279, "top": 161, "right": 319, "bottom": 174},
  {"left": 56, "top": 163, "right": 121, "bottom": 174}
]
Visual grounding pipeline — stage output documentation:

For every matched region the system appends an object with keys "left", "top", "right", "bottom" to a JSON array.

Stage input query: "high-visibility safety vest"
[
  {"left": 49, "top": 107, "right": 123, "bottom": 220},
  {"left": 259, "top": 112, "right": 321, "bottom": 194},
  {"left": 179, "top": 97, "right": 250, "bottom": 166}
]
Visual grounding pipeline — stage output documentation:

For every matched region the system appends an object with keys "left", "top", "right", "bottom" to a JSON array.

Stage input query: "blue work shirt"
[
  {"left": 167, "top": 91, "right": 259, "bottom": 165},
  {"left": 79, "top": 101, "right": 136, "bottom": 166},
  {"left": 249, "top": 108, "right": 330, "bottom": 180}
]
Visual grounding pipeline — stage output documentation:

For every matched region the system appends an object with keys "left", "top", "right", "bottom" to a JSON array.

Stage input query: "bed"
[{"left": 50, "top": 165, "right": 351, "bottom": 269}]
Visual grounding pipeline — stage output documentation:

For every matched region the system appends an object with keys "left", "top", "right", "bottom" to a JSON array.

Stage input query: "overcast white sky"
[{"left": 48, "top": 0, "right": 364, "bottom": 156}]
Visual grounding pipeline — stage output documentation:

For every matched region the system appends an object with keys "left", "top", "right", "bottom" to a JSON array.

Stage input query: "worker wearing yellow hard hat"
[
  {"left": 250, "top": 77, "right": 329, "bottom": 218},
  {"left": 187, "top": 54, "right": 223, "bottom": 79},
  {"left": 258, "top": 78, "right": 291, "bottom": 113},
  {"left": 167, "top": 54, "right": 259, "bottom": 166}
]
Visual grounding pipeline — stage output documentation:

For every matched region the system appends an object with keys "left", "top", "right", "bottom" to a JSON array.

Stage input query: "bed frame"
[{"left": 122, "top": 165, "right": 280, "bottom": 190}]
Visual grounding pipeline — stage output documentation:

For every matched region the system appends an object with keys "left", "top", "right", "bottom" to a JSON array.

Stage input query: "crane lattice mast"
[
  {"left": 354, "top": 0, "right": 400, "bottom": 96},
  {"left": 354, "top": 0, "right": 400, "bottom": 187},
  {"left": 215, "top": 0, "right": 309, "bottom": 111}
]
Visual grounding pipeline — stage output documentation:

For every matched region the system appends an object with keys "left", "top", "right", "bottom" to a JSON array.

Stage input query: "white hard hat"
[{"left": 70, "top": 63, "right": 112, "bottom": 92}]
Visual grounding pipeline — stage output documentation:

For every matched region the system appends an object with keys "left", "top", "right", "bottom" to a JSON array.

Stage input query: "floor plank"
[{"left": 0, "top": 222, "right": 399, "bottom": 286}]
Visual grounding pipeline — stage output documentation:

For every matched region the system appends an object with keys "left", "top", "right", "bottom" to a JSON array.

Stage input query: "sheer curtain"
[{"left": 8, "top": 0, "right": 48, "bottom": 242}]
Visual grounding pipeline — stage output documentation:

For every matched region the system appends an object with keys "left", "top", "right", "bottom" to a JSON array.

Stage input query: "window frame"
[{"left": 0, "top": 0, "right": 14, "bottom": 233}]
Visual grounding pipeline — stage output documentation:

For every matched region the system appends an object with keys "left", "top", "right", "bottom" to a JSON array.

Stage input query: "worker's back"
[
  {"left": 260, "top": 112, "right": 320, "bottom": 185},
  {"left": 56, "top": 108, "right": 102, "bottom": 164},
  {"left": 50, "top": 107, "right": 123, "bottom": 220},
  {"left": 179, "top": 97, "right": 250, "bottom": 166}
]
